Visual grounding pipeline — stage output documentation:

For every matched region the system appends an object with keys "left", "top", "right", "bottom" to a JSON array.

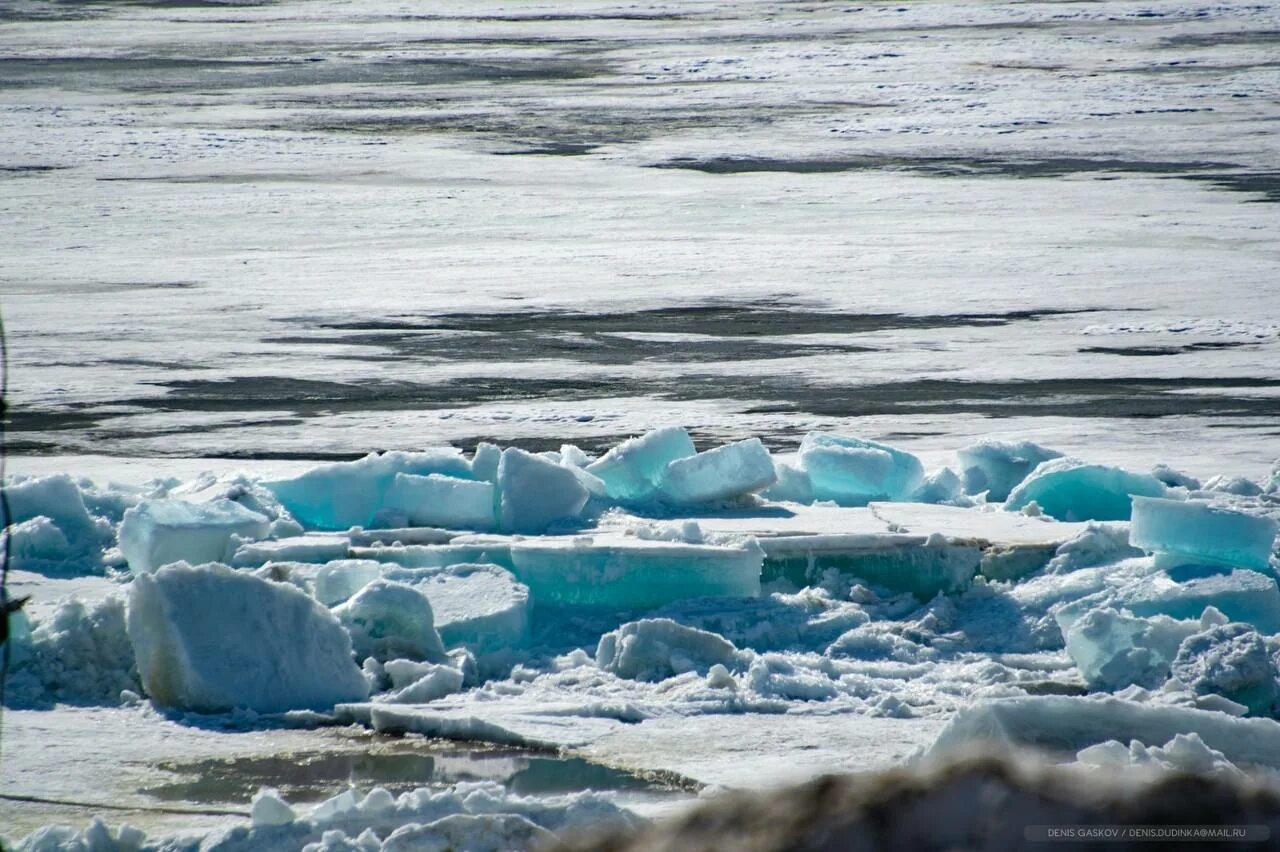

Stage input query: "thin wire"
[{"left": 0, "top": 306, "right": 11, "bottom": 772}]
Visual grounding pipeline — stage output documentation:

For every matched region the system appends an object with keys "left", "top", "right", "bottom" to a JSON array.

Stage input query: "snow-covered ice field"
[{"left": 2, "top": 0, "right": 1280, "bottom": 849}]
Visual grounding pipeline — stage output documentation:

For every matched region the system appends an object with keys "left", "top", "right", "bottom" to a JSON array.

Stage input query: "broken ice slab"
[
  {"left": 498, "top": 448, "right": 590, "bottom": 534},
  {"left": 1004, "top": 458, "right": 1167, "bottom": 521},
  {"left": 504, "top": 532, "right": 763, "bottom": 609},
  {"left": 313, "top": 559, "right": 387, "bottom": 606},
  {"left": 957, "top": 439, "right": 1062, "bottom": 501},
  {"left": 471, "top": 441, "right": 502, "bottom": 483},
  {"left": 873, "top": 502, "right": 1070, "bottom": 537},
  {"left": 762, "top": 534, "right": 981, "bottom": 599},
  {"left": 660, "top": 438, "right": 778, "bottom": 505},
  {"left": 926, "top": 695, "right": 1280, "bottom": 771},
  {"left": 127, "top": 562, "right": 369, "bottom": 713},
  {"left": 585, "top": 426, "right": 696, "bottom": 502},
  {"left": 1172, "top": 622, "right": 1278, "bottom": 716},
  {"left": 384, "top": 473, "right": 497, "bottom": 532},
  {"left": 378, "top": 661, "right": 465, "bottom": 704},
  {"left": 911, "top": 466, "right": 964, "bottom": 505},
  {"left": 1122, "top": 569, "right": 1280, "bottom": 634},
  {"left": 339, "top": 700, "right": 629, "bottom": 751},
  {"left": 632, "top": 501, "right": 1087, "bottom": 543},
  {"left": 797, "top": 433, "right": 924, "bottom": 506},
  {"left": 1130, "top": 496, "right": 1277, "bottom": 572},
  {"left": 230, "top": 535, "right": 351, "bottom": 569},
  {"left": 380, "top": 563, "right": 530, "bottom": 653},
  {"left": 264, "top": 449, "right": 471, "bottom": 530},
  {"left": 7, "top": 474, "right": 101, "bottom": 549},
  {"left": 762, "top": 458, "right": 814, "bottom": 504},
  {"left": 977, "top": 544, "right": 1062, "bottom": 582},
  {"left": 120, "top": 498, "right": 270, "bottom": 575},
  {"left": 1061, "top": 607, "right": 1197, "bottom": 691},
  {"left": 349, "top": 502, "right": 1090, "bottom": 611},
  {"left": 605, "top": 503, "right": 1090, "bottom": 596}
]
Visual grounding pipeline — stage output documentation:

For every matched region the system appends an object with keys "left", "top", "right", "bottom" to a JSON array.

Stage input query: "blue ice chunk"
[
  {"left": 497, "top": 448, "right": 590, "bottom": 534},
  {"left": 1003, "top": 457, "right": 1167, "bottom": 521},
  {"left": 761, "top": 460, "right": 813, "bottom": 504},
  {"left": 596, "top": 618, "right": 742, "bottom": 681},
  {"left": 264, "top": 450, "right": 471, "bottom": 530},
  {"left": 120, "top": 498, "right": 271, "bottom": 575},
  {"left": 6, "top": 517, "right": 75, "bottom": 566},
  {"left": 507, "top": 536, "right": 763, "bottom": 609},
  {"left": 559, "top": 444, "right": 594, "bottom": 468},
  {"left": 7, "top": 474, "right": 100, "bottom": 548},
  {"left": 127, "top": 562, "right": 369, "bottom": 713},
  {"left": 1172, "top": 623, "right": 1277, "bottom": 716},
  {"left": 763, "top": 534, "right": 980, "bottom": 599},
  {"left": 1061, "top": 607, "right": 1195, "bottom": 691},
  {"left": 585, "top": 426, "right": 696, "bottom": 502},
  {"left": 384, "top": 473, "right": 497, "bottom": 532},
  {"left": 661, "top": 438, "right": 778, "bottom": 505},
  {"left": 957, "top": 439, "right": 1062, "bottom": 501},
  {"left": 471, "top": 442, "right": 502, "bottom": 483},
  {"left": 1122, "top": 569, "right": 1280, "bottom": 634},
  {"left": 313, "top": 559, "right": 387, "bottom": 606},
  {"left": 912, "top": 467, "right": 964, "bottom": 505},
  {"left": 1131, "top": 496, "right": 1277, "bottom": 572},
  {"left": 332, "top": 579, "right": 447, "bottom": 663},
  {"left": 561, "top": 460, "right": 608, "bottom": 499},
  {"left": 797, "top": 433, "right": 924, "bottom": 506}
]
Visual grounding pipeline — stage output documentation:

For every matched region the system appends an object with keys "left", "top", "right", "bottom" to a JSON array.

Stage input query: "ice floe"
[{"left": 1004, "top": 458, "right": 1168, "bottom": 522}]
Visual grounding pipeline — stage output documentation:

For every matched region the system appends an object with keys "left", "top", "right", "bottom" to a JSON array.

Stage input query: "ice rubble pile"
[
  {"left": 2, "top": 474, "right": 116, "bottom": 573},
  {"left": 5, "top": 431, "right": 1280, "bottom": 796}
]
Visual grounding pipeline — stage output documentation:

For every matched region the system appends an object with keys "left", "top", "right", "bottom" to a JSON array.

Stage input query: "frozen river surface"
[{"left": 1, "top": 0, "right": 1278, "bottom": 477}]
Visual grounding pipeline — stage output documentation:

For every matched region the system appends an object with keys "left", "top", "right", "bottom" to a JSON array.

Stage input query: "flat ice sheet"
[
  {"left": 0, "top": 707, "right": 351, "bottom": 838},
  {"left": 2, "top": 1, "right": 1278, "bottom": 475},
  {"left": 340, "top": 701, "right": 946, "bottom": 790},
  {"left": 578, "top": 714, "right": 947, "bottom": 789},
  {"left": 600, "top": 503, "right": 1090, "bottom": 546}
]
